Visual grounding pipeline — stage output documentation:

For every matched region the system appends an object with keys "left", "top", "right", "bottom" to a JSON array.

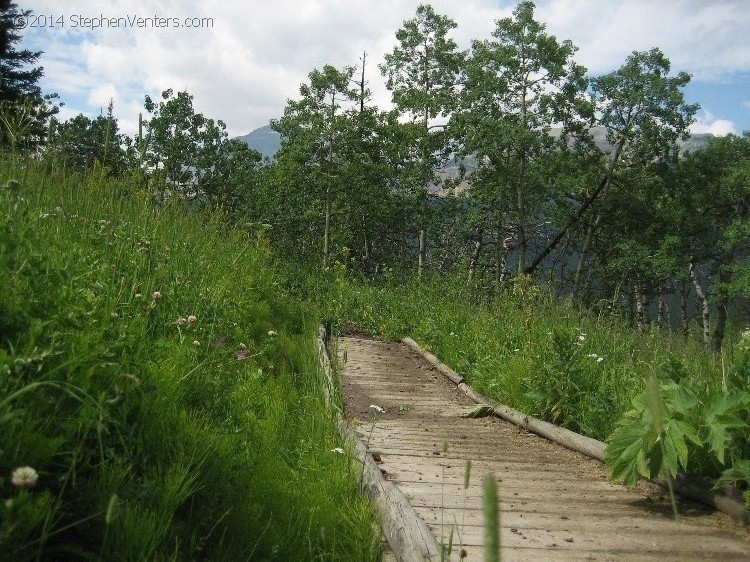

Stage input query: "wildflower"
[
  {"left": 11, "top": 466, "right": 38, "bottom": 488},
  {"left": 175, "top": 316, "right": 187, "bottom": 327},
  {"left": 152, "top": 291, "right": 162, "bottom": 301},
  {"left": 370, "top": 404, "right": 385, "bottom": 414},
  {"left": 192, "top": 340, "right": 200, "bottom": 346},
  {"left": 134, "top": 293, "right": 142, "bottom": 299},
  {"left": 578, "top": 334, "right": 586, "bottom": 342},
  {"left": 331, "top": 447, "right": 345, "bottom": 455},
  {"left": 268, "top": 330, "right": 278, "bottom": 337},
  {"left": 110, "top": 312, "right": 119, "bottom": 319},
  {"left": 187, "top": 315, "right": 197, "bottom": 325},
  {"left": 597, "top": 356, "right": 604, "bottom": 363},
  {"left": 236, "top": 343, "right": 249, "bottom": 360}
]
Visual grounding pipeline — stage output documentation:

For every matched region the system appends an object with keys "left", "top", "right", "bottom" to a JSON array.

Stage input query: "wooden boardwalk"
[{"left": 339, "top": 336, "right": 750, "bottom": 561}]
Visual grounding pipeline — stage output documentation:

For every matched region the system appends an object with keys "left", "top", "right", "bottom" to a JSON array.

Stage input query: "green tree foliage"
[
  {"left": 0, "top": 0, "right": 42, "bottom": 103},
  {"left": 380, "top": 4, "right": 463, "bottom": 275},
  {"left": 0, "top": 1, "right": 59, "bottom": 150},
  {"left": 272, "top": 64, "right": 357, "bottom": 266},
  {"left": 143, "top": 89, "right": 227, "bottom": 195},
  {"left": 454, "top": 0, "right": 592, "bottom": 277},
  {"left": 676, "top": 133, "right": 750, "bottom": 348},
  {"left": 571, "top": 48, "right": 698, "bottom": 300},
  {"left": 49, "top": 101, "right": 128, "bottom": 176}
]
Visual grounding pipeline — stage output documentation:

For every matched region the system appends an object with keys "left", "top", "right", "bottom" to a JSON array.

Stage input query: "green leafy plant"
[{"left": 606, "top": 368, "right": 750, "bottom": 493}]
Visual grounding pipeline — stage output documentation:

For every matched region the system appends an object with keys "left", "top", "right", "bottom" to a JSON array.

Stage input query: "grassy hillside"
[{"left": 0, "top": 157, "right": 378, "bottom": 560}]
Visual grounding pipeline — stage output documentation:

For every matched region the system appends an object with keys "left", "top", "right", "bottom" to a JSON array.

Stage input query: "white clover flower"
[
  {"left": 597, "top": 356, "right": 604, "bottom": 363},
  {"left": 152, "top": 291, "right": 162, "bottom": 301},
  {"left": 331, "top": 448, "right": 345, "bottom": 455},
  {"left": 192, "top": 340, "right": 201, "bottom": 346},
  {"left": 134, "top": 293, "right": 142, "bottom": 299},
  {"left": 578, "top": 334, "right": 586, "bottom": 342},
  {"left": 176, "top": 316, "right": 187, "bottom": 327},
  {"left": 268, "top": 330, "right": 278, "bottom": 337},
  {"left": 370, "top": 404, "right": 385, "bottom": 414},
  {"left": 11, "top": 466, "right": 38, "bottom": 488},
  {"left": 187, "top": 315, "right": 197, "bottom": 325},
  {"left": 110, "top": 312, "right": 119, "bottom": 319}
]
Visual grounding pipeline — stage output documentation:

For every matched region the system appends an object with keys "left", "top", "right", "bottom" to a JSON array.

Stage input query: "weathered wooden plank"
[
  {"left": 318, "top": 327, "right": 441, "bottom": 562},
  {"left": 340, "top": 336, "right": 750, "bottom": 561}
]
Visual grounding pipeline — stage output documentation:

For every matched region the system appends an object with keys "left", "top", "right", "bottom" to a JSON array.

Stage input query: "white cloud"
[
  {"left": 22, "top": 0, "right": 750, "bottom": 137},
  {"left": 537, "top": 0, "right": 750, "bottom": 80},
  {"left": 690, "top": 110, "right": 736, "bottom": 136}
]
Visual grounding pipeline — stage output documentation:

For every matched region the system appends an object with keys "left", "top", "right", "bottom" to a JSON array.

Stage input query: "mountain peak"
[{"left": 235, "top": 125, "right": 280, "bottom": 158}]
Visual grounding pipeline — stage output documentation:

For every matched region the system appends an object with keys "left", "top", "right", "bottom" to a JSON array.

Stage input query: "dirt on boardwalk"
[{"left": 338, "top": 333, "right": 750, "bottom": 561}]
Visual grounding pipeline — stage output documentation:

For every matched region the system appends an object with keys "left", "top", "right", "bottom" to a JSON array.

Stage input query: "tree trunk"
[
  {"left": 517, "top": 170, "right": 526, "bottom": 275},
  {"left": 679, "top": 280, "right": 689, "bottom": 338},
  {"left": 657, "top": 291, "right": 670, "bottom": 331},
  {"left": 713, "top": 297, "right": 728, "bottom": 352},
  {"left": 712, "top": 264, "right": 732, "bottom": 351},
  {"left": 517, "top": 90, "right": 527, "bottom": 275},
  {"left": 571, "top": 137, "right": 626, "bottom": 297},
  {"left": 468, "top": 226, "right": 483, "bottom": 284},
  {"left": 634, "top": 279, "right": 651, "bottom": 332},
  {"left": 362, "top": 217, "right": 370, "bottom": 268},
  {"left": 689, "top": 263, "right": 711, "bottom": 348},
  {"left": 323, "top": 183, "right": 331, "bottom": 268}
]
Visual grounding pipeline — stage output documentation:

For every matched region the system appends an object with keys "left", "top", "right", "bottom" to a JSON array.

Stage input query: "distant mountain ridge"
[
  {"left": 237, "top": 124, "right": 713, "bottom": 161},
  {"left": 235, "top": 125, "right": 281, "bottom": 158}
]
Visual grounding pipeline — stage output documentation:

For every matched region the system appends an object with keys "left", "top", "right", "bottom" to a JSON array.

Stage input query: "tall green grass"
[{"left": 0, "top": 157, "right": 379, "bottom": 560}]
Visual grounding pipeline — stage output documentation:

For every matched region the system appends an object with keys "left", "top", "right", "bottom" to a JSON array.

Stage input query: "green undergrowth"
[
  {"left": 315, "top": 268, "right": 750, "bottom": 498},
  {"left": 0, "top": 157, "right": 379, "bottom": 560}
]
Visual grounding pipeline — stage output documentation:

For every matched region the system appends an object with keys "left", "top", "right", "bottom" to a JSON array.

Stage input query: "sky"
[{"left": 19, "top": 0, "right": 750, "bottom": 138}]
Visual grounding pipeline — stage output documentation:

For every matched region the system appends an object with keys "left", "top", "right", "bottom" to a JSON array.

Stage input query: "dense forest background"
[{"left": 3, "top": 1, "right": 749, "bottom": 348}]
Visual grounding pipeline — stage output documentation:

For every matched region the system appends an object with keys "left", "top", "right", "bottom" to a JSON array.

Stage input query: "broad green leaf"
[
  {"left": 606, "top": 419, "right": 652, "bottom": 484},
  {"left": 714, "top": 460, "right": 750, "bottom": 490},
  {"left": 701, "top": 391, "right": 749, "bottom": 465}
]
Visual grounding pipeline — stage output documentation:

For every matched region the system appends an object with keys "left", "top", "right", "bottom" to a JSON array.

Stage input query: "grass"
[{"left": 0, "top": 156, "right": 379, "bottom": 560}]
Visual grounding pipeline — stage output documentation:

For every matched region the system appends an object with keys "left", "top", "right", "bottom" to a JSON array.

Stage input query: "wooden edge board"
[
  {"left": 400, "top": 335, "right": 749, "bottom": 524},
  {"left": 318, "top": 326, "right": 442, "bottom": 561}
]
